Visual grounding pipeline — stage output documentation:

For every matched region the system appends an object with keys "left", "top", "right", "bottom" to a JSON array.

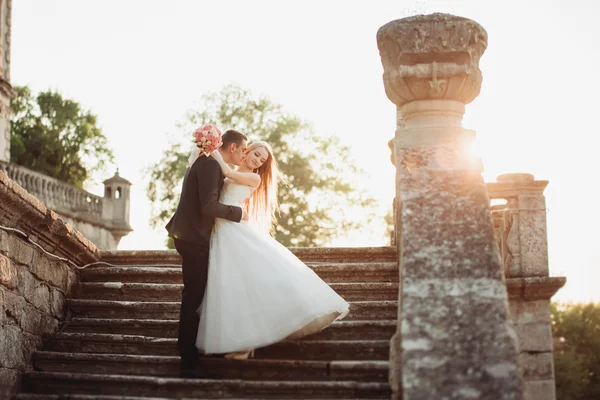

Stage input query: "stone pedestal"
[{"left": 377, "top": 13, "right": 524, "bottom": 399}]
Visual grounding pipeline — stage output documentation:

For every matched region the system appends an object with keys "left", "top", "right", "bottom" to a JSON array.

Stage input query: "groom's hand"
[{"left": 242, "top": 209, "right": 250, "bottom": 221}]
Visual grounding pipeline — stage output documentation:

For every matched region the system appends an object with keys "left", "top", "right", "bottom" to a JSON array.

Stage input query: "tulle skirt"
[{"left": 195, "top": 219, "right": 349, "bottom": 353}]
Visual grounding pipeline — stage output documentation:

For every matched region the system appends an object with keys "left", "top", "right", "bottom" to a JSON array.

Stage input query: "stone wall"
[{"left": 0, "top": 170, "right": 98, "bottom": 397}]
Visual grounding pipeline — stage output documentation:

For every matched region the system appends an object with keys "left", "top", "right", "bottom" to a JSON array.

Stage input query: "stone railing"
[
  {"left": 487, "top": 173, "right": 565, "bottom": 399},
  {"left": 0, "top": 170, "right": 98, "bottom": 397},
  {"left": 0, "top": 162, "right": 133, "bottom": 249},
  {"left": 487, "top": 173, "right": 549, "bottom": 278},
  {"left": 0, "top": 161, "right": 103, "bottom": 218}
]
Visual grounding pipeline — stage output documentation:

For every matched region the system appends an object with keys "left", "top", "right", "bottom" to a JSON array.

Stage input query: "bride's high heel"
[{"left": 224, "top": 349, "right": 255, "bottom": 360}]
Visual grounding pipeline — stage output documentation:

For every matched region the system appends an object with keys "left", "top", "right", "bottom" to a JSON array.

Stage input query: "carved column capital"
[{"left": 377, "top": 13, "right": 487, "bottom": 108}]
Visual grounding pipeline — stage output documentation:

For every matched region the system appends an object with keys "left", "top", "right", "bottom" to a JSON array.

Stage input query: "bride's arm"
[{"left": 210, "top": 150, "right": 261, "bottom": 188}]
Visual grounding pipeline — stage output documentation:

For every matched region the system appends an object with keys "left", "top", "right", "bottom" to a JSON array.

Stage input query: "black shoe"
[
  {"left": 180, "top": 354, "right": 200, "bottom": 379},
  {"left": 180, "top": 366, "right": 204, "bottom": 379}
]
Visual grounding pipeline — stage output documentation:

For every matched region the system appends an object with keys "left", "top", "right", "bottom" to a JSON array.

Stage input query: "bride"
[{"left": 195, "top": 141, "right": 349, "bottom": 359}]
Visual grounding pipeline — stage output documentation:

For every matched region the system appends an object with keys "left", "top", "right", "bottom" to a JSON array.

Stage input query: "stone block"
[
  {"left": 0, "top": 197, "right": 24, "bottom": 227},
  {"left": 0, "top": 325, "right": 25, "bottom": 368},
  {"left": 11, "top": 181, "right": 47, "bottom": 215},
  {"left": 21, "top": 331, "right": 43, "bottom": 369},
  {"left": 0, "top": 367, "right": 21, "bottom": 399},
  {"left": 519, "top": 352, "right": 554, "bottom": 381},
  {"left": 29, "top": 251, "right": 68, "bottom": 290},
  {"left": 0, "top": 254, "right": 18, "bottom": 290},
  {"left": 18, "top": 268, "right": 51, "bottom": 314},
  {"left": 66, "top": 267, "right": 79, "bottom": 295},
  {"left": 49, "top": 287, "right": 66, "bottom": 320},
  {"left": 515, "top": 323, "right": 553, "bottom": 352},
  {"left": 0, "top": 288, "right": 23, "bottom": 327},
  {"left": 1, "top": 288, "right": 58, "bottom": 334},
  {"left": 508, "top": 299, "right": 551, "bottom": 325},
  {"left": 517, "top": 195, "right": 549, "bottom": 277},
  {"left": 7, "top": 234, "right": 34, "bottom": 267},
  {"left": 506, "top": 277, "right": 565, "bottom": 301},
  {"left": 0, "top": 230, "right": 8, "bottom": 253},
  {"left": 0, "top": 290, "right": 4, "bottom": 326},
  {"left": 524, "top": 379, "right": 555, "bottom": 400}
]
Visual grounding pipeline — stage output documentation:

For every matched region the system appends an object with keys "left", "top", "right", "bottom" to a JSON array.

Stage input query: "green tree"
[
  {"left": 147, "top": 84, "right": 376, "bottom": 247},
  {"left": 10, "top": 86, "right": 114, "bottom": 188},
  {"left": 552, "top": 302, "right": 600, "bottom": 400}
]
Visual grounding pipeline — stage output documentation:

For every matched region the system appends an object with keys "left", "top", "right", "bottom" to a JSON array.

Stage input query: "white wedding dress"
[{"left": 195, "top": 179, "right": 350, "bottom": 354}]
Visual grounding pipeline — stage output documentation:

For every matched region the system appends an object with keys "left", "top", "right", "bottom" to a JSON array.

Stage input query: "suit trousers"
[{"left": 174, "top": 238, "right": 209, "bottom": 364}]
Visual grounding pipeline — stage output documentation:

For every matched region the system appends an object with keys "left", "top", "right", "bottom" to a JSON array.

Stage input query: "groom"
[{"left": 166, "top": 129, "right": 248, "bottom": 377}]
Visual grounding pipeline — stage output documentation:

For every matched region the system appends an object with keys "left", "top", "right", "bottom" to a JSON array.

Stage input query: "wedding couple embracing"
[{"left": 166, "top": 125, "right": 349, "bottom": 378}]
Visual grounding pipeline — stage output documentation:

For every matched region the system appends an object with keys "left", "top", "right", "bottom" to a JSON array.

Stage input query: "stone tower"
[
  {"left": 102, "top": 170, "right": 133, "bottom": 246},
  {"left": 0, "top": 0, "right": 12, "bottom": 162}
]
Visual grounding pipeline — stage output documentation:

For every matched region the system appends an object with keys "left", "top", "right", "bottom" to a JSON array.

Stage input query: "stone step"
[
  {"left": 22, "top": 371, "right": 391, "bottom": 399},
  {"left": 81, "top": 267, "right": 183, "bottom": 284},
  {"left": 43, "top": 333, "right": 390, "bottom": 360},
  {"left": 63, "top": 318, "right": 396, "bottom": 340},
  {"left": 74, "top": 282, "right": 399, "bottom": 302},
  {"left": 100, "top": 247, "right": 397, "bottom": 265},
  {"left": 16, "top": 393, "right": 351, "bottom": 400},
  {"left": 16, "top": 395, "right": 176, "bottom": 400},
  {"left": 32, "top": 351, "right": 389, "bottom": 382},
  {"left": 68, "top": 299, "right": 398, "bottom": 321},
  {"left": 80, "top": 263, "right": 399, "bottom": 284}
]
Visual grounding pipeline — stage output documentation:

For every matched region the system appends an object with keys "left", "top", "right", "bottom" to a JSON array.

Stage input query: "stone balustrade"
[
  {"left": 0, "top": 162, "right": 132, "bottom": 249},
  {"left": 486, "top": 173, "right": 565, "bottom": 400},
  {"left": 487, "top": 173, "right": 549, "bottom": 278},
  {"left": 0, "top": 161, "right": 103, "bottom": 218}
]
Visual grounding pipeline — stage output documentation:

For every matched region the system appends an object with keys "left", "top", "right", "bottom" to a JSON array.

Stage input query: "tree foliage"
[
  {"left": 552, "top": 302, "right": 600, "bottom": 400},
  {"left": 10, "top": 86, "right": 114, "bottom": 188},
  {"left": 147, "top": 84, "right": 376, "bottom": 247}
]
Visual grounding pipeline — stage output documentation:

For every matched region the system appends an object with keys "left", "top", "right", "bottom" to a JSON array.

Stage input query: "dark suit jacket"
[{"left": 166, "top": 155, "right": 242, "bottom": 246}]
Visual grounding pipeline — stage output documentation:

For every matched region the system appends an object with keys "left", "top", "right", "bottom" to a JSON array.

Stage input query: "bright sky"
[{"left": 11, "top": 0, "right": 599, "bottom": 303}]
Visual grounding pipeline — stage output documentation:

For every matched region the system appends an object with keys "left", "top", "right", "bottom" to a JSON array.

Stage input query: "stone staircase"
[{"left": 16, "top": 247, "right": 398, "bottom": 399}]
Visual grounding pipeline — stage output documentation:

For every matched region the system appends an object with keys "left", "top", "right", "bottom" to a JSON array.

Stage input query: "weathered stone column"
[
  {"left": 0, "top": 0, "right": 13, "bottom": 162},
  {"left": 488, "top": 173, "right": 565, "bottom": 400},
  {"left": 377, "top": 14, "right": 524, "bottom": 399}
]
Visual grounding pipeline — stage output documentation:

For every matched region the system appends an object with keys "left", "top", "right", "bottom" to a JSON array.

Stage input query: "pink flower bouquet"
[{"left": 194, "top": 124, "right": 223, "bottom": 156}]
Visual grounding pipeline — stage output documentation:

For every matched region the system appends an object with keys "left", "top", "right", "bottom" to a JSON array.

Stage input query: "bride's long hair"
[{"left": 243, "top": 141, "right": 279, "bottom": 234}]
